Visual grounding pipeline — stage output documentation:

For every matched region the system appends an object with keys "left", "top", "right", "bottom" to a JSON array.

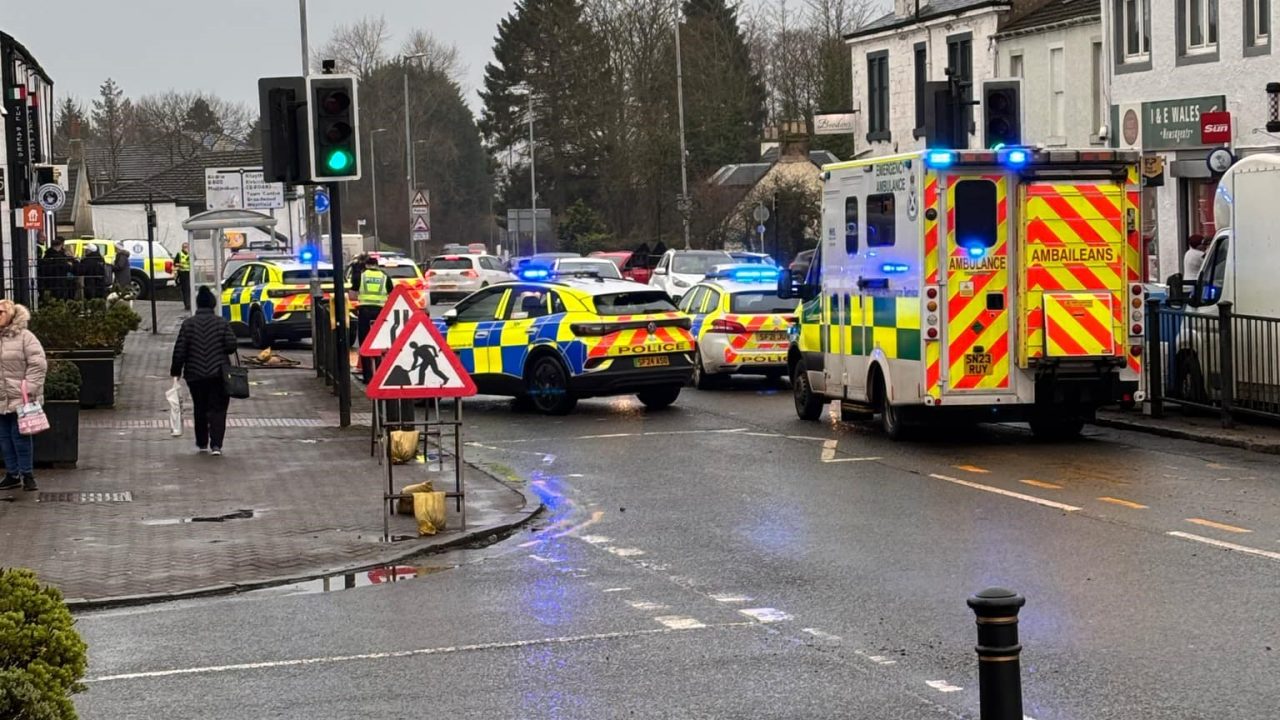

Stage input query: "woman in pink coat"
[{"left": 0, "top": 300, "right": 47, "bottom": 492}]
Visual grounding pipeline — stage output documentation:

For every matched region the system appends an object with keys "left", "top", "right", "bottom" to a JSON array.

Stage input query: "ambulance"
[{"left": 779, "top": 147, "right": 1146, "bottom": 439}]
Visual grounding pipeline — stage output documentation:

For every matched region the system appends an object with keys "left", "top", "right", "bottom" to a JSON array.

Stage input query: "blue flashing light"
[
  {"left": 726, "top": 267, "right": 780, "bottom": 283},
  {"left": 299, "top": 244, "right": 319, "bottom": 264},
  {"left": 881, "top": 262, "right": 910, "bottom": 274},
  {"left": 518, "top": 267, "right": 551, "bottom": 281},
  {"left": 925, "top": 150, "right": 955, "bottom": 169},
  {"left": 1005, "top": 149, "right": 1030, "bottom": 168},
  {"left": 967, "top": 245, "right": 986, "bottom": 258}
]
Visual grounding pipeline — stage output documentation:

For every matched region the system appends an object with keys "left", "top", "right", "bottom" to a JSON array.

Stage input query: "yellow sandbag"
[
  {"left": 413, "top": 491, "right": 448, "bottom": 536},
  {"left": 390, "top": 430, "right": 420, "bottom": 464},
  {"left": 395, "top": 481, "right": 435, "bottom": 515}
]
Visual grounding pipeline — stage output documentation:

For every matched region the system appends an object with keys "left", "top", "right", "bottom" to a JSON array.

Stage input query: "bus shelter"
[{"left": 181, "top": 209, "right": 279, "bottom": 316}]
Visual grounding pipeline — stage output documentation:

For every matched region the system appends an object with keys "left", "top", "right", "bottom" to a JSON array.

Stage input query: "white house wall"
[
  {"left": 92, "top": 203, "right": 191, "bottom": 252},
  {"left": 995, "top": 22, "right": 1105, "bottom": 148}
]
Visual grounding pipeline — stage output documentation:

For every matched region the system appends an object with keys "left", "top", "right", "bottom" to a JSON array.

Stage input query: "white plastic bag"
[{"left": 166, "top": 378, "right": 183, "bottom": 437}]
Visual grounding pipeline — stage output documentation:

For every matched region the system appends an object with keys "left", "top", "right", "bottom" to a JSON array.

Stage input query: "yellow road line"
[
  {"left": 1186, "top": 518, "right": 1251, "bottom": 534},
  {"left": 1020, "top": 479, "right": 1062, "bottom": 490},
  {"left": 1098, "top": 496, "right": 1148, "bottom": 510},
  {"left": 954, "top": 465, "right": 990, "bottom": 474}
]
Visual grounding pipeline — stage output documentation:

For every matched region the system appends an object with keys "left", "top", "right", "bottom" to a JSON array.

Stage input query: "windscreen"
[
  {"left": 430, "top": 258, "right": 473, "bottom": 270},
  {"left": 593, "top": 291, "right": 678, "bottom": 316},
  {"left": 673, "top": 253, "right": 731, "bottom": 275},
  {"left": 282, "top": 269, "right": 335, "bottom": 283},
  {"left": 380, "top": 265, "right": 421, "bottom": 278},
  {"left": 558, "top": 260, "right": 621, "bottom": 279},
  {"left": 730, "top": 291, "right": 796, "bottom": 315}
]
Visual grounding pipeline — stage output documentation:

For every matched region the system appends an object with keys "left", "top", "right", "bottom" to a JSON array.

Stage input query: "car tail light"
[
  {"left": 708, "top": 319, "right": 747, "bottom": 334},
  {"left": 427, "top": 270, "right": 437, "bottom": 277},
  {"left": 924, "top": 286, "right": 941, "bottom": 339},
  {"left": 462, "top": 270, "right": 479, "bottom": 278},
  {"left": 1131, "top": 283, "right": 1143, "bottom": 296},
  {"left": 571, "top": 323, "right": 615, "bottom": 336}
]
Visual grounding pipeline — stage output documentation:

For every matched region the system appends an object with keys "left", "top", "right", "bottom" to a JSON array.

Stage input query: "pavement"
[
  {"left": 0, "top": 301, "right": 539, "bottom": 607},
  {"left": 1095, "top": 406, "right": 1280, "bottom": 454},
  {"left": 75, "top": 376, "right": 1280, "bottom": 719}
]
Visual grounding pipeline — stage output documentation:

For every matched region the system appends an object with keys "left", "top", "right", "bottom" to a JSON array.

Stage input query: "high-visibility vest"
[
  {"left": 358, "top": 267, "right": 389, "bottom": 306},
  {"left": 175, "top": 250, "right": 191, "bottom": 272}
]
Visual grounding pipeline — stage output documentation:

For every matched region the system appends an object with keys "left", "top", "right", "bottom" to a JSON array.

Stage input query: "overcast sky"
[{"left": 0, "top": 0, "right": 519, "bottom": 113}]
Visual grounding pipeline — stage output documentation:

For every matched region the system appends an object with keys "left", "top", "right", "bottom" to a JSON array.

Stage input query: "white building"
[
  {"left": 994, "top": 0, "right": 1106, "bottom": 148},
  {"left": 1105, "top": 0, "right": 1280, "bottom": 281}
]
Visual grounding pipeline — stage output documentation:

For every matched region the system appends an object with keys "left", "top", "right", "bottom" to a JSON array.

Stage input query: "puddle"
[
  {"left": 264, "top": 564, "right": 455, "bottom": 595},
  {"left": 141, "top": 509, "right": 256, "bottom": 526}
]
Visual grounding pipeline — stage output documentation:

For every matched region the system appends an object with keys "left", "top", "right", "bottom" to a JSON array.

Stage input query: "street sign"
[
  {"left": 411, "top": 215, "right": 431, "bottom": 242},
  {"left": 756, "top": 224, "right": 767, "bottom": 235},
  {"left": 22, "top": 205, "right": 42, "bottom": 230},
  {"left": 205, "top": 167, "right": 286, "bottom": 210},
  {"left": 410, "top": 190, "right": 430, "bottom": 213},
  {"left": 359, "top": 283, "right": 427, "bottom": 357},
  {"left": 814, "top": 112, "right": 857, "bottom": 135},
  {"left": 1200, "top": 111, "right": 1232, "bottom": 145},
  {"left": 753, "top": 204, "right": 770, "bottom": 223},
  {"left": 37, "top": 183, "right": 65, "bottom": 212},
  {"left": 314, "top": 189, "right": 330, "bottom": 215},
  {"left": 365, "top": 313, "right": 477, "bottom": 400}
]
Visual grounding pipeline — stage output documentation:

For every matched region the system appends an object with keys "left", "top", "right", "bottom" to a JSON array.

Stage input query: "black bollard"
[{"left": 967, "top": 587, "right": 1026, "bottom": 720}]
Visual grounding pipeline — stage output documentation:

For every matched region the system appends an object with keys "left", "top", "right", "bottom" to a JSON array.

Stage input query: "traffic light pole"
[{"left": 327, "top": 182, "right": 352, "bottom": 427}]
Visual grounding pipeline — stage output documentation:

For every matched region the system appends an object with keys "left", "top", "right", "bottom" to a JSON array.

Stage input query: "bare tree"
[
  {"left": 317, "top": 15, "right": 392, "bottom": 79},
  {"left": 401, "top": 30, "right": 464, "bottom": 80}
]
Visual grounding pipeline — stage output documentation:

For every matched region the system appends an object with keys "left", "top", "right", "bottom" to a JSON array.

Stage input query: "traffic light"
[
  {"left": 306, "top": 75, "right": 361, "bottom": 182},
  {"left": 258, "top": 77, "right": 311, "bottom": 184},
  {"left": 983, "top": 80, "right": 1022, "bottom": 148}
]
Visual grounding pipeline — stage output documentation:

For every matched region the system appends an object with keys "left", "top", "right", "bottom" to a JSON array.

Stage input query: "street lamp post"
[
  {"left": 673, "top": 0, "right": 692, "bottom": 250},
  {"left": 528, "top": 91, "right": 538, "bottom": 255},
  {"left": 370, "top": 128, "right": 388, "bottom": 241}
]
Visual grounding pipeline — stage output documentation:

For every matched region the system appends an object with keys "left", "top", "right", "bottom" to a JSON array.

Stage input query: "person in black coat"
[
  {"left": 78, "top": 246, "right": 109, "bottom": 299},
  {"left": 170, "top": 286, "right": 238, "bottom": 455},
  {"left": 37, "top": 237, "right": 76, "bottom": 300}
]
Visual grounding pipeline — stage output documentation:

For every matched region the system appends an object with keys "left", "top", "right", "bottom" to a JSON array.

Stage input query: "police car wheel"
[
  {"left": 692, "top": 351, "right": 721, "bottom": 390},
  {"left": 526, "top": 355, "right": 577, "bottom": 415},
  {"left": 792, "top": 359, "right": 824, "bottom": 421},
  {"left": 249, "top": 311, "right": 271, "bottom": 349},
  {"left": 130, "top": 272, "right": 150, "bottom": 300},
  {"left": 637, "top": 384, "right": 681, "bottom": 410}
]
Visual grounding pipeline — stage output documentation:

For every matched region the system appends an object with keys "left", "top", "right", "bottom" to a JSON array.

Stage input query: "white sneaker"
[
  {"left": 211, "top": 448, "right": 223, "bottom": 457},
  {"left": 197, "top": 447, "right": 208, "bottom": 454}
]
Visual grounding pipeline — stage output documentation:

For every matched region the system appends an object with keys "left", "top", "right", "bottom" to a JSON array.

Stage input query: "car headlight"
[{"left": 673, "top": 278, "right": 690, "bottom": 288}]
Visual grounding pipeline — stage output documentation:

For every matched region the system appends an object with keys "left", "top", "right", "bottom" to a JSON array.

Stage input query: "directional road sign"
[
  {"left": 314, "top": 189, "right": 331, "bottom": 215},
  {"left": 365, "top": 313, "right": 477, "bottom": 400},
  {"left": 359, "top": 283, "right": 426, "bottom": 358}
]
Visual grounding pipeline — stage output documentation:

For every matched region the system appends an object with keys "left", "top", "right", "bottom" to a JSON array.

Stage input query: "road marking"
[
  {"left": 578, "top": 535, "right": 611, "bottom": 545},
  {"left": 925, "top": 680, "right": 963, "bottom": 693},
  {"left": 786, "top": 435, "right": 828, "bottom": 442},
  {"left": 710, "top": 593, "right": 753, "bottom": 604},
  {"left": 801, "top": 628, "right": 842, "bottom": 642},
  {"left": 86, "top": 623, "right": 757, "bottom": 683},
  {"left": 1186, "top": 518, "right": 1252, "bottom": 534},
  {"left": 527, "top": 554, "right": 559, "bottom": 563},
  {"left": 867, "top": 655, "right": 897, "bottom": 665},
  {"left": 517, "top": 540, "right": 540, "bottom": 548},
  {"left": 930, "top": 474, "right": 1081, "bottom": 512},
  {"left": 739, "top": 608, "right": 792, "bottom": 624},
  {"left": 628, "top": 601, "right": 669, "bottom": 611},
  {"left": 1019, "top": 479, "right": 1063, "bottom": 490},
  {"left": 954, "top": 464, "right": 990, "bottom": 474},
  {"left": 605, "top": 547, "right": 646, "bottom": 557},
  {"left": 601, "top": 587, "right": 630, "bottom": 593},
  {"left": 819, "top": 439, "right": 881, "bottom": 463},
  {"left": 1098, "top": 496, "right": 1148, "bottom": 510},
  {"left": 654, "top": 616, "right": 706, "bottom": 630},
  {"left": 1167, "top": 531, "right": 1280, "bottom": 562},
  {"left": 742, "top": 431, "right": 783, "bottom": 438}
]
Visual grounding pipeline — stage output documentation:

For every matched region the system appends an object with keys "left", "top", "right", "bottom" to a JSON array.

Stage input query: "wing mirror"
[
  {"left": 443, "top": 307, "right": 459, "bottom": 326},
  {"left": 777, "top": 269, "right": 795, "bottom": 299}
]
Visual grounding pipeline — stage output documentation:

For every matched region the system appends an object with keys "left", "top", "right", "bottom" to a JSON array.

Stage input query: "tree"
[
  {"left": 53, "top": 97, "right": 88, "bottom": 159},
  {"left": 558, "top": 199, "right": 612, "bottom": 255},
  {"left": 91, "top": 78, "right": 131, "bottom": 188},
  {"left": 183, "top": 97, "right": 222, "bottom": 136},
  {"left": 317, "top": 15, "right": 391, "bottom": 79}
]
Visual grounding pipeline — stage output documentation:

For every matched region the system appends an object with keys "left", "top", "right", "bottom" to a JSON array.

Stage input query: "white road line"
[
  {"left": 741, "top": 431, "right": 783, "bottom": 438},
  {"left": 925, "top": 680, "right": 963, "bottom": 693},
  {"left": 654, "top": 616, "right": 706, "bottom": 630},
  {"left": 786, "top": 435, "right": 829, "bottom": 442},
  {"left": 854, "top": 649, "right": 898, "bottom": 665},
  {"left": 819, "top": 438, "right": 880, "bottom": 463},
  {"left": 517, "top": 540, "right": 540, "bottom": 548},
  {"left": 577, "top": 535, "right": 611, "bottom": 545},
  {"left": 601, "top": 587, "right": 631, "bottom": 593},
  {"left": 86, "top": 623, "right": 756, "bottom": 683},
  {"left": 801, "top": 628, "right": 842, "bottom": 642},
  {"left": 1167, "top": 531, "right": 1280, "bottom": 562},
  {"left": 605, "top": 547, "right": 645, "bottom": 557},
  {"left": 527, "top": 554, "right": 559, "bottom": 563},
  {"left": 739, "top": 608, "right": 792, "bottom": 624},
  {"left": 710, "top": 593, "right": 753, "bottom": 604},
  {"left": 929, "top": 474, "right": 1082, "bottom": 512},
  {"left": 628, "top": 601, "right": 669, "bottom": 611},
  {"left": 642, "top": 428, "right": 748, "bottom": 437}
]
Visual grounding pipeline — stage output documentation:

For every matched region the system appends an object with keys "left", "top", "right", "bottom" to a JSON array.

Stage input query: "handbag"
[
  {"left": 17, "top": 380, "right": 50, "bottom": 436},
  {"left": 223, "top": 353, "right": 250, "bottom": 400}
]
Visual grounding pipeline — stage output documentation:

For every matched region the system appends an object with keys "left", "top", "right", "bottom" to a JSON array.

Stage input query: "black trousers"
[
  {"left": 187, "top": 377, "right": 230, "bottom": 449},
  {"left": 178, "top": 271, "right": 191, "bottom": 309},
  {"left": 357, "top": 305, "right": 382, "bottom": 383}
]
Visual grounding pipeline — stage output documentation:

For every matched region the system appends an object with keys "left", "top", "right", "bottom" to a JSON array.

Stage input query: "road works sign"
[
  {"left": 358, "top": 283, "right": 424, "bottom": 358},
  {"left": 365, "top": 313, "right": 476, "bottom": 400}
]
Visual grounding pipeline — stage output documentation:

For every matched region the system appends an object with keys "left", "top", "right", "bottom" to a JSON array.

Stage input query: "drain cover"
[{"left": 38, "top": 492, "right": 133, "bottom": 503}]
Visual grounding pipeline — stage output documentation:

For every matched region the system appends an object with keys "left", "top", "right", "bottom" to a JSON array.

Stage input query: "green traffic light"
[{"left": 325, "top": 149, "right": 353, "bottom": 173}]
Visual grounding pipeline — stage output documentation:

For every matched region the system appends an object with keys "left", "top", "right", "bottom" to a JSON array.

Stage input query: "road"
[{"left": 76, "top": 378, "right": 1280, "bottom": 719}]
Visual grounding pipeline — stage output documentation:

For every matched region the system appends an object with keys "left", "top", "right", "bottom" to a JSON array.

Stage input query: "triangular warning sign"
[
  {"left": 365, "top": 313, "right": 476, "bottom": 400},
  {"left": 411, "top": 216, "right": 430, "bottom": 233},
  {"left": 411, "top": 191, "right": 430, "bottom": 210},
  {"left": 358, "top": 283, "right": 427, "bottom": 358}
]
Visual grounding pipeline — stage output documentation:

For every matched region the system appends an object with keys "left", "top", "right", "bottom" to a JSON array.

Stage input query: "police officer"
[
  {"left": 355, "top": 255, "right": 389, "bottom": 382},
  {"left": 175, "top": 241, "right": 192, "bottom": 310}
]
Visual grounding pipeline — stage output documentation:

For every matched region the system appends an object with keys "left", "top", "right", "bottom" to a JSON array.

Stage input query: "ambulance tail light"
[
  {"left": 1129, "top": 283, "right": 1145, "bottom": 338},
  {"left": 1130, "top": 345, "right": 1143, "bottom": 357},
  {"left": 1131, "top": 323, "right": 1144, "bottom": 336},
  {"left": 165, "top": 260, "right": 174, "bottom": 274},
  {"left": 924, "top": 286, "right": 941, "bottom": 340},
  {"left": 708, "top": 319, "right": 748, "bottom": 334}
]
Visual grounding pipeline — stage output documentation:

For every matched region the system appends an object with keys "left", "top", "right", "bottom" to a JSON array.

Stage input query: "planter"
[
  {"left": 34, "top": 400, "right": 80, "bottom": 468},
  {"left": 48, "top": 349, "right": 115, "bottom": 408}
]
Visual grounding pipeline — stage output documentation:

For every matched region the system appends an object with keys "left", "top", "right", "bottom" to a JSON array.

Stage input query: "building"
[
  {"left": 1106, "top": 0, "right": 1279, "bottom": 282},
  {"left": 1, "top": 31, "right": 55, "bottom": 303},
  {"left": 994, "top": 0, "right": 1106, "bottom": 148}
]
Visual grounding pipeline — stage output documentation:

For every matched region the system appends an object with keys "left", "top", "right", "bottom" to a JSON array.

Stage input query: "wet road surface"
[{"left": 77, "top": 379, "right": 1280, "bottom": 719}]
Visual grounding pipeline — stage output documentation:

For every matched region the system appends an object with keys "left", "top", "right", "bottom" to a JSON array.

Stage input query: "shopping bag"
[
  {"left": 165, "top": 379, "right": 184, "bottom": 437},
  {"left": 395, "top": 481, "right": 435, "bottom": 515},
  {"left": 223, "top": 355, "right": 250, "bottom": 399},
  {"left": 389, "top": 430, "right": 420, "bottom": 465},
  {"left": 17, "top": 381, "right": 49, "bottom": 436},
  {"left": 413, "top": 490, "right": 448, "bottom": 536}
]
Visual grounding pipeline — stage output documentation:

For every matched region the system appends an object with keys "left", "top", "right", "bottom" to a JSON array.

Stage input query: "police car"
[
  {"left": 347, "top": 252, "right": 430, "bottom": 309},
  {"left": 222, "top": 259, "right": 334, "bottom": 348},
  {"left": 65, "top": 237, "right": 175, "bottom": 299},
  {"left": 678, "top": 264, "right": 796, "bottom": 389},
  {"left": 436, "top": 268, "right": 695, "bottom": 415}
]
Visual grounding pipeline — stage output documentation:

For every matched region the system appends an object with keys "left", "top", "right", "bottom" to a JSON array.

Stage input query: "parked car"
[
  {"left": 441, "top": 243, "right": 470, "bottom": 256},
  {"left": 649, "top": 249, "right": 734, "bottom": 301},
  {"left": 426, "top": 254, "right": 515, "bottom": 301},
  {"left": 547, "top": 257, "right": 624, "bottom": 280},
  {"left": 729, "top": 251, "right": 778, "bottom": 266}
]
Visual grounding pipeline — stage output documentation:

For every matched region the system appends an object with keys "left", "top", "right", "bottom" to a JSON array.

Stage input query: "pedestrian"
[
  {"left": 112, "top": 242, "right": 132, "bottom": 296},
  {"left": 354, "top": 255, "right": 389, "bottom": 383},
  {"left": 1183, "top": 234, "right": 1207, "bottom": 279},
  {"left": 0, "top": 300, "right": 47, "bottom": 492},
  {"left": 78, "top": 245, "right": 109, "bottom": 300},
  {"left": 170, "top": 286, "right": 237, "bottom": 456},
  {"left": 37, "top": 236, "right": 75, "bottom": 300},
  {"left": 175, "top": 241, "right": 192, "bottom": 310}
]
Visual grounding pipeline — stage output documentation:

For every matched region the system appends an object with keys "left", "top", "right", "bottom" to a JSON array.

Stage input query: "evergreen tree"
[
  {"left": 53, "top": 97, "right": 88, "bottom": 159},
  {"left": 91, "top": 78, "right": 131, "bottom": 188}
]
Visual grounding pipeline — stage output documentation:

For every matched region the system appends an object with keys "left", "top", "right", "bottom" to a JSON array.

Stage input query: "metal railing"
[
  {"left": 314, "top": 297, "right": 336, "bottom": 386},
  {"left": 1147, "top": 300, "right": 1280, "bottom": 425}
]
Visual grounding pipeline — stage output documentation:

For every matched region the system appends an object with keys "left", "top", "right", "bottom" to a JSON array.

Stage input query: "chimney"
[
  {"left": 895, "top": 0, "right": 928, "bottom": 19},
  {"left": 780, "top": 121, "right": 811, "bottom": 162}
]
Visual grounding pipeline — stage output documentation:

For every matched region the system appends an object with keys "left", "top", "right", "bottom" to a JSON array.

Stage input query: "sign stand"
[{"left": 381, "top": 399, "right": 467, "bottom": 542}]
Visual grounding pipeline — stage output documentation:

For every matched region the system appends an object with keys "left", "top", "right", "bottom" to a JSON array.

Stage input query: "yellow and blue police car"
[
  {"left": 435, "top": 267, "right": 695, "bottom": 414},
  {"left": 221, "top": 258, "right": 333, "bottom": 348},
  {"left": 677, "top": 264, "right": 796, "bottom": 389}
]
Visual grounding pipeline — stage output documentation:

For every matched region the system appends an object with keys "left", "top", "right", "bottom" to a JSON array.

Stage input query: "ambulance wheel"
[
  {"left": 1029, "top": 416, "right": 1085, "bottom": 441},
  {"left": 526, "top": 354, "right": 577, "bottom": 415},
  {"left": 637, "top": 384, "right": 682, "bottom": 410},
  {"left": 692, "top": 351, "right": 721, "bottom": 390},
  {"left": 875, "top": 374, "right": 908, "bottom": 440},
  {"left": 792, "top": 359, "right": 824, "bottom": 421},
  {"left": 249, "top": 310, "right": 272, "bottom": 349}
]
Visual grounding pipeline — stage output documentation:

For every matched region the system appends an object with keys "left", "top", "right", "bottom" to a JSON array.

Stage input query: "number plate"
[
  {"left": 635, "top": 356, "right": 670, "bottom": 368},
  {"left": 965, "top": 352, "right": 993, "bottom": 376},
  {"left": 435, "top": 284, "right": 456, "bottom": 290},
  {"left": 756, "top": 331, "right": 789, "bottom": 342}
]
